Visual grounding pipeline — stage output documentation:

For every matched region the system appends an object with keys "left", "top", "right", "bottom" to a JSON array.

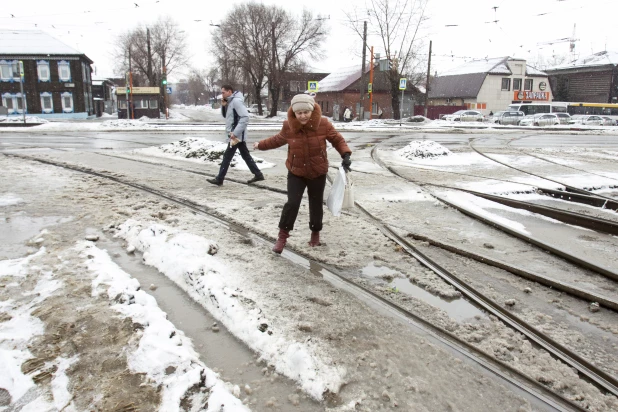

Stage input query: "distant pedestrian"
[
  {"left": 489, "top": 110, "right": 494, "bottom": 116},
  {"left": 207, "top": 85, "right": 264, "bottom": 186},
  {"left": 343, "top": 106, "right": 352, "bottom": 122},
  {"left": 377, "top": 107, "right": 383, "bottom": 119},
  {"left": 253, "top": 93, "right": 352, "bottom": 253}
]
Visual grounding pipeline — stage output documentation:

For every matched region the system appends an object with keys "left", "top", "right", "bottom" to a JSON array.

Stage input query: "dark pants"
[
  {"left": 216, "top": 141, "right": 262, "bottom": 182},
  {"left": 279, "top": 172, "right": 327, "bottom": 232}
]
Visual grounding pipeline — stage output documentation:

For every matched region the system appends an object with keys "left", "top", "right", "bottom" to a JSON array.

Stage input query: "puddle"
[
  {"left": 95, "top": 234, "right": 323, "bottom": 412},
  {"left": 361, "top": 261, "right": 486, "bottom": 323},
  {"left": 0, "top": 213, "right": 73, "bottom": 259},
  {"left": 390, "top": 278, "right": 486, "bottom": 323}
]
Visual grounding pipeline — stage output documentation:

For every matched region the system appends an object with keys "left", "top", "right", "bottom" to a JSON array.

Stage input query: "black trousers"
[
  {"left": 279, "top": 172, "right": 327, "bottom": 232},
  {"left": 216, "top": 141, "right": 262, "bottom": 182}
]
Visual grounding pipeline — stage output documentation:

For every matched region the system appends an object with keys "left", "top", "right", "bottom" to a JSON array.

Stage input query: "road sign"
[
  {"left": 367, "top": 83, "right": 373, "bottom": 93},
  {"left": 307, "top": 81, "right": 318, "bottom": 92},
  {"left": 399, "top": 78, "right": 407, "bottom": 90},
  {"left": 166, "top": 87, "right": 172, "bottom": 95}
]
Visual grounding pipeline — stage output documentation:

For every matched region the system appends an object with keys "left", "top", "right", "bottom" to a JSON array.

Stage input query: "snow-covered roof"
[
  {"left": 546, "top": 51, "right": 618, "bottom": 71},
  {"left": 440, "top": 56, "right": 546, "bottom": 77},
  {"left": 0, "top": 30, "right": 83, "bottom": 56},
  {"left": 441, "top": 57, "right": 511, "bottom": 76},
  {"left": 92, "top": 80, "right": 104, "bottom": 86},
  {"left": 317, "top": 64, "right": 371, "bottom": 93}
]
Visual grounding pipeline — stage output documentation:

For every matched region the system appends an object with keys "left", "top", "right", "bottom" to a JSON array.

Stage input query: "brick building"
[
  {"left": 545, "top": 51, "right": 618, "bottom": 103},
  {"left": 315, "top": 64, "right": 420, "bottom": 120},
  {"left": 0, "top": 30, "right": 94, "bottom": 119}
]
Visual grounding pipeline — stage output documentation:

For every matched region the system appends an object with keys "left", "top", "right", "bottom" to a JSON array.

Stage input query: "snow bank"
[
  {"left": 79, "top": 241, "right": 249, "bottom": 412},
  {"left": 116, "top": 220, "right": 345, "bottom": 400},
  {"left": 137, "top": 137, "right": 276, "bottom": 170},
  {"left": 396, "top": 140, "right": 452, "bottom": 159},
  {"left": 1, "top": 116, "right": 49, "bottom": 124}
]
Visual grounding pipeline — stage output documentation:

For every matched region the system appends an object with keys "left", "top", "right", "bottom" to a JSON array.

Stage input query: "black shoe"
[
  {"left": 247, "top": 174, "right": 265, "bottom": 184},
  {"left": 207, "top": 178, "right": 222, "bottom": 186}
]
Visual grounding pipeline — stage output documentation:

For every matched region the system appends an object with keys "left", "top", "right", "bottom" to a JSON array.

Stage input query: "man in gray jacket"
[{"left": 207, "top": 84, "right": 264, "bottom": 186}]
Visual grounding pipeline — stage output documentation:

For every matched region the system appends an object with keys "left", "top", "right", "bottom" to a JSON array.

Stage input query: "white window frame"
[
  {"left": 2, "top": 93, "right": 14, "bottom": 112},
  {"left": 2, "top": 93, "right": 25, "bottom": 114},
  {"left": 119, "top": 100, "right": 127, "bottom": 109},
  {"left": 524, "top": 79, "right": 533, "bottom": 91},
  {"left": 61, "top": 92, "right": 74, "bottom": 113},
  {"left": 40, "top": 92, "right": 53, "bottom": 113},
  {"left": 11, "top": 61, "right": 20, "bottom": 81},
  {"left": 149, "top": 99, "right": 158, "bottom": 109},
  {"left": 0, "top": 61, "right": 12, "bottom": 81},
  {"left": 37, "top": 61, "right": 50, "bottom": 82},
  {"left": 58, "top": 61, "right": 71, "bottom": 82},
  {"left": 136, "top": 98, "right": 148, "bottom": 109}
]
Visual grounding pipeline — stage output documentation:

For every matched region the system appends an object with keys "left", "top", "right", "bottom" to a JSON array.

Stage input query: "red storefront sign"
[{"left": 513, "top": 91, "right": 549, "bottom": 101}]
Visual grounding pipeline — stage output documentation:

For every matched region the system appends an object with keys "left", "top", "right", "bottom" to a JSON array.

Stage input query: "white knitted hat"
[{"left": 291, "top": 93, "right": 315, "bottom": 112}]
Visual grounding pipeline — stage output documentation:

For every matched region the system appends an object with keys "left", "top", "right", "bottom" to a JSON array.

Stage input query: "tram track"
[
  {"left": 4, "top": 151, "right": 618, "bottom": 410},
  {"left": 470, "top": 139, "right": 618, "bottom": 203}
]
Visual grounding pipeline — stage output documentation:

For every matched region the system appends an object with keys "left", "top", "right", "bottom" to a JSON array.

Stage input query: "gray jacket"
[{"left": 221, "top": 91, "right": 249, "bottom": 142}]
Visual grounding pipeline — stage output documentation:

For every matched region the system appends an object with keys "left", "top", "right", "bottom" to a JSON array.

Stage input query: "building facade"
[
  {"left": 92, "top": 78, "right": 116, "bottom": 116},
  {"left": 545, "top": 51, "right": 618, "bottom": 103},
  {"left": 0, "top": 30, "right": 94, "bottom": 119},
  {"left": 315, "top": 64, "right": 420, "bottom": 120},
  {"left": 116, "top": 87, "right": 160, "bottom": 119},
  {"left": 429, "top": 57, "right": 551, "bottom": 115}
]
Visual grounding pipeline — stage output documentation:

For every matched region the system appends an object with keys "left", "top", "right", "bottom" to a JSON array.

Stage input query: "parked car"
[
  {"left": 554, "top": 112, "right": 572, "bottom": 125},
  {"left": 568, "top": 115, "right": 604, "bottom": 126},
  {"left": 247, "top": 104, "right": 266, "bottom": 114},
  {"left": 518, "top": 113, "right": 560, "bottom": 127},
  {"left": 441, "top": 110, "right": 484, "bottom": 122},
  {"left": 601, "top": 116, "right": 616, "bottom": 126},
  {"left": 492, "top": 111, "right": 525, "bottom": 125}
]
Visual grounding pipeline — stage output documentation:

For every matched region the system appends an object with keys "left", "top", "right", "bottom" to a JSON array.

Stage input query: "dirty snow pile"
[
  {"left": 101, "top": 119, "right": 155, "bottom": 128},
  {"left": 137, "top": 137, "right": 276, "bottom": 169},
  {"left": 396, "top": 140, "right": 452, "bottom": 159},
  {"left": 1, "top": 116, "right": 49, "bottom": 124}
]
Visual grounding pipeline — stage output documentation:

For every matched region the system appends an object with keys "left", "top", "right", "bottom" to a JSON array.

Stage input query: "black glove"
[{"left": 341, "top": 153, "right": 352, "bottom": 172}]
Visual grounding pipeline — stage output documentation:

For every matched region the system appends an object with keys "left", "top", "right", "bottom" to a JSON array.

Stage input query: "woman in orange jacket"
[{"left": 253, "top": 93, "right": 352, "bottom": 253}]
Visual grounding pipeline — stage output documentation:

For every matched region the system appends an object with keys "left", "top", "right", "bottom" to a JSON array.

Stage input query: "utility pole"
[
  {"left": 424, "top": 40, "right": 432, "bottom": 118},
  {"left": 19, "top": 61, "right": 25, "bottom": 124},
  {"left": 129, "top": 46, "right": 134, "bottom": 119},
  {"left": 271, "top": 20, "right": 277, "bottom": 116},
  {"left": 147, "top": 28, "right": 153, "bottom": 86},
  {"left": 369, "top": 47, "right": 374, "bottom": 120},
  {"left": 359, "top": 21, "right": 367, "bottom": 120},
  {"left": 162, "top": 52, "right": 168, "bottom": 120}
]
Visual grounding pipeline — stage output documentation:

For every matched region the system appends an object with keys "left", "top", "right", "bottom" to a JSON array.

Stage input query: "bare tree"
[
  {"left": 267, "top": 9, "right": 329, "bottom": 117},
  {"left": 346, "top": 0, "right": 428, "bottom": 119},
  {"left": 212, "top": 5, "right": 328, "bottom": 117},
  {"left": 114, "top": 16, "right": 189, "bottom": 87},
  {"left": 212, "top": 3, "right": 272, "bottom": 115}
]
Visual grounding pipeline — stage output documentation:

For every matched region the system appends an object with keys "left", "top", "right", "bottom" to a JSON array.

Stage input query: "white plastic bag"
[
  {"left": 326, "top": 167, "right": 346, "bottom": 216},
  {"left": 342, "top": 171, "right": 354, "bottom": 209}
]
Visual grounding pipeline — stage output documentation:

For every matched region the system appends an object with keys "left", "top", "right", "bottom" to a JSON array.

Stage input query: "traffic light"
[
  {"left": 387, "top": 59, "right": 393, "bottom": 71},
  {"left": 162, "top": 77, "right": 167, "bottom": 86},
  {"left": 126, "top": 86, "right": 130, "bottom": 93}
]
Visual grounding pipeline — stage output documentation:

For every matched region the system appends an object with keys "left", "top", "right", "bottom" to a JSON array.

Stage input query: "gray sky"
[{"left": 2, "top": 0, "right": 616, "bottom": 81}]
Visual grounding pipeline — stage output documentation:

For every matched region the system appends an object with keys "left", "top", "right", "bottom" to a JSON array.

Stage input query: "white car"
[
  {"left": 518, "top": 114, "right": 560, "bottom": 127},
  {"left": 568, "top": 115, "right": 604, "bottom": 126},
  {"left": 492, "top": 111, "right": 525, "bottom": 125},
  {"left": 441, "top": 110, "right": 484, "bottom": 122},
  {"left": 247, "top": 104, "right": 265, "bottom": 114},
  {"left": 554, "top": 113, "right": 572, "bottom": 125},
  {"left": 601, "top": 116, "right": 616, "bottom": 126}
]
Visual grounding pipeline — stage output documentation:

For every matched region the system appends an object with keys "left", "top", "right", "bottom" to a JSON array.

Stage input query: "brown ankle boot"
[
  {"left": 308, "top": 231, "right": 321, "bottom": 247},
  {"left": 272, "top": 229, "right": 290, "bottom": 254}
]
